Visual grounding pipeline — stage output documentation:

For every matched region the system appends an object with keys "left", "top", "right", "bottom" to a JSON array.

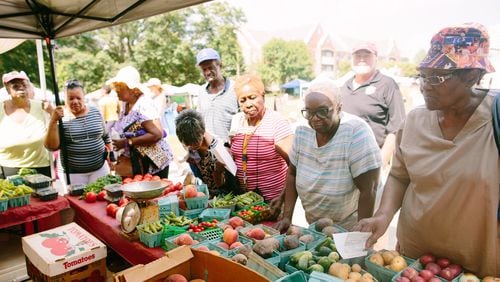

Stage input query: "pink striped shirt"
[{"left": 230, "top": 110, "right": 293, "bottom": 201}]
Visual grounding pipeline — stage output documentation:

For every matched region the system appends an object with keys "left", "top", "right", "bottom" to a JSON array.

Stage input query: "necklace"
[
  {"left": 241, "top": 119, "right": 262, "bottom": 188},
  {"left": 68, "top": 115, "right": 90, "bottom": 143}
]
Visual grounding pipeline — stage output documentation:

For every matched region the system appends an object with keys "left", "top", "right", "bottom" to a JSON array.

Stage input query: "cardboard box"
[
  {"left": 114, "top": 245, "right": 271, "bottom": 282},
  {"left": 22, "top": 222, "right": 107, "bottom": 281}
]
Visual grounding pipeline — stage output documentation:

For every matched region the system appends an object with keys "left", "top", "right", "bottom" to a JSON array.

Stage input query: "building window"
[
  {"left": 321, "top": 50, "right": 334, "bottom": 57},
  {"left": 321, "top": 65, "right": 334, "bottom": 71}
]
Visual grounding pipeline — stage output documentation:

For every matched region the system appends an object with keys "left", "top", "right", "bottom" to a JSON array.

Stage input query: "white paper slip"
[
  {"left": 332, "top": 232, "right": 371, "bottom": 259},
  {"left": 210, "top": 141, "right": 237, "bottom": 176}
]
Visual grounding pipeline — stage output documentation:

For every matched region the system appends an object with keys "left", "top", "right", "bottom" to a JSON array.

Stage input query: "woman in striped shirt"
[
  {"left": 45, "top": 79, "right": 111, "bottom": 185},
  {"left": 230, "top": 74, "right": 294, "bottom": 206}
]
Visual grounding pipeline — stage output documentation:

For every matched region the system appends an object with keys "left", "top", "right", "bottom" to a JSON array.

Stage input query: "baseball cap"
[
  {"left": 419, "top": 22, "right": 495, "bottom": 72},
  {"left": 2, "top": 70, "right": 29, "bottom": 85},
  {"left": 196, "top": 48, "right": 221, "bottom": 65},
  {"left": 352, "top": 42, "right": 378, "bottom": 55}
]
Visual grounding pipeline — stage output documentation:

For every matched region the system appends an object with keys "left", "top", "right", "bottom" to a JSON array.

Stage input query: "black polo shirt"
[{"left": 340, "top": 70, "right": 406, "bottom": 147}]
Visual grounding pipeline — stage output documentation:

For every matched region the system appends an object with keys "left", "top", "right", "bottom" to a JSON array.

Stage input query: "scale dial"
[{"left": 120, "top": 201, "right": 141, "bottom": 233}]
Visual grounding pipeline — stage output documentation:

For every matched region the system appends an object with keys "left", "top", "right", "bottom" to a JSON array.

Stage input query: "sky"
[{"left": 224, "top": 0, "right": 500, "bottom": 59}]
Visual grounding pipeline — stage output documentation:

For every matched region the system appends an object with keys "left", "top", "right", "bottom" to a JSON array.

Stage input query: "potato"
[
  {"left": 283, "top": 235, "right": 300, "bottom": 250},
  {"left": 351, "top": 263, "right": 362, "bottom": 273},
  {"left": 315, "top": 218, "right": 334, "bottom": 232},
  {"left": 369, "top": 253, "right": 384, "bottom": 266},
  {"left": 231, "top": 254, "right": 248, "bottom": 265},
  {"left": 329, "top": 262, "right": 349, "bottom": 280},
  {"left": 389, "top": 255, "right": 407, "bottom": 272},
  {"left": 348, "top": 271, "right": 362, "bottom": 281},
  {"left": 382, "top": 251, "right": 395, "bottom": 265},
  {"left": 286, "top": 226, "right": 303, "bottom": 237}
]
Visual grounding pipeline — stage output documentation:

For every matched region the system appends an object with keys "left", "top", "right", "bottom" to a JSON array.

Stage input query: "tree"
[{"left": 258, "top": 39, "right": 314, "bottom": 86}]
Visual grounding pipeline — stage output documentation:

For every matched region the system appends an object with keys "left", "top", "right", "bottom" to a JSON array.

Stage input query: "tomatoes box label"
[{"left": 22, "top": 222, "right": 107, "bottom": 277}]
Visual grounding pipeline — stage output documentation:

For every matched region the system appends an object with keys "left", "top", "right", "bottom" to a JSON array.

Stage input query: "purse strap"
[{"left": 492, "top": 92, "right": 500, "bottom": 154}]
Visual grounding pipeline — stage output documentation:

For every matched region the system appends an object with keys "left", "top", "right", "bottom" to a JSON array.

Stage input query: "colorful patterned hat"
[{"left": 419, "top": 23, "right": 495, "bottom": 72}]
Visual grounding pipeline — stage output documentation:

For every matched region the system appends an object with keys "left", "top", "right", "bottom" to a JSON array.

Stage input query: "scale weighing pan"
[
  {"left": 120, "top": 180, "right": 167, "bottom": 199},
  {"left": 120, "top": 201, "right": 141, "bottom": 233}
]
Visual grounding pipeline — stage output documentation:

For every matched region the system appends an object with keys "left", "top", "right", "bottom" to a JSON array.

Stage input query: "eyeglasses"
[
  {"left": 301, "top": 107, "right": 333, "bottom": 120},
  {"left": 64, "top": 79, "right": 83, "bottom": 89},
  {"left": 418, "top": 73, "right": 454, "bottom": 86}
]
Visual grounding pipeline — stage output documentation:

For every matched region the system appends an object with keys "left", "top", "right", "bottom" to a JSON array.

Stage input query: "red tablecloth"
[
  {"left": 0, "top": 196, "right": 70, "bottom": 229},
  {"left": 65, "top": 195, "right": 165, "bottom": 265}
]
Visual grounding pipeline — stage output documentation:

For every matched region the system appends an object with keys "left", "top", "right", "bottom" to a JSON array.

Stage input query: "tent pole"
[{"left": 45, "top": 37, "right": 71, "bottom": 186}]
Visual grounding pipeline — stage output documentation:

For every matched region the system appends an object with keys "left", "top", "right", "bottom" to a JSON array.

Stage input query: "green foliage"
[
  {"left": 0, "top": 40, "right": 54, "bottom": 90},
  {"left": 258, "top": 39, "right": 313, "bottom": 86},
  {"left": 413, "top": 49, "right": 427, "bottom": 64},
  {"left": 337, "top": 58, "right": 352, "bottom": 78}
]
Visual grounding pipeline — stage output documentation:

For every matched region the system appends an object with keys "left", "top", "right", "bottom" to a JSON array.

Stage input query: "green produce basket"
[
  {"left": 6, "top": 175, "right": 25, "bottom": 186},
  {"left": 308, "top": 271, "right": 343, "bottom": 282},
  {"left": 161, "top": 225, "right": 186, "bottom": 241},
  {"left": 180, "top": 207, "right": 204, "bottom": 220},
  {"left": 224, "top": 235, "right": 254, "bottom": 257},
  {"left": 239, "top": 224, "right": 280, "bottom": 242},
  {"left": 198, "top": 227, "right": 223, "bottom": 241},
  {"left": 183, "top": 184, "right": 209, "bottom": 209},
  {"left": 268, "top": 234, "right": 307, "bottom": 270},
  {"left": 234, "top": 191, "right": 264, "bottom": 210},
  {"left": 158, "top": 195, "right": 179, "bottom": 217},
  {"left": 391, "top": 264, "right": 446, "bottom": 282},
  {"left": 308, "top": 221, "right": 347, "bottom": 234},
  {"left": 8, "top": 194, "right": 30, "bottom": 208},
  {"left": 275, "top": 270, "right": 309, "bottom": 282},
  {"left": 288, "top": 225, "right": 327, "bottom": 250},
  {"left": 137, "top": 222, "right": 163, "bottom": 248},
  {"left": 164, "top": 232, "right": 206, "bottom": 251},
  {"left": 216, "top": 218, "right": 253, "bottom": 229},
  {"left": 199, "top": 208, "right": 231, "bottom": 222},
  {"left": 0, "top": 198, "right": 8, "bottom": 212},
  {"left": 406, "top": 260, "right": 461, "bottom": 282},
  {"left": 365, "top": 251, "right": 416, "bottom": 282},
  {"left": 232, "top": 202, "right": 272, "bottom": 224},
  {"left": 191, "top": 240, "right": 230, "bottom": 256}
]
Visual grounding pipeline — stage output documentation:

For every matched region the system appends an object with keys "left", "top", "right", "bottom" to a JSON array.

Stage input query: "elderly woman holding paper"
[{"left": 176, "top": 109, "right": 240, "bottom": 196}]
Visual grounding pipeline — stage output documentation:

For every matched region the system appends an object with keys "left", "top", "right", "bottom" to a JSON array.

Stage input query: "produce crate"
[
  {"left": 216, "top": 218, "right": 253, "bottom": 229},
  {"left": 265, "top": 250, "right": 281, "bottom": 267},
  {"left": 191, "top": 240, "right": 230, "bottom": 256},
  {"left": 224, "top": 235, "right": 254, "bottom": 257},
  {"left": 161, "top": 225, "right": 187, "bottom": 241},
  {"left": 308, "top": 221, "right": 347, "bottom": 234},
  {"left": 8, "top": 194, "right": 30, "bottom": 208},
  {"left": 271, "top": 234, "right": 307, "bottom": 270},
  {"left": 391, "top": 264, "right": 446, "bottom": 282},
  {"left": 179, "top": 207, "right": 204, "bottom": 220},
  {"left": 35, "top": 188, "right": 58, "bottom": 201},
  {"left": 234, "top": 191, "right": 264, "bottom": 210},
  {"left": 198, "top": 227, "right": 223, "bottom": 241},
  {"left": 22, "top": 174, "right": 52, "bottom": 189},
  {"left": 407, "top": 260, "right": 461, "bottom": 282},
  {"left": 276, "top": 270, "right": 309, "bottom": 282},
  {"left": 199, "top": 208, "right": 231, "bottom": 222},
  {"left": 308, "top": 271, "right": 344, "bottom": 282},
  {"left": 239, "top": 224, "right": 280, "bottom": 242},
  {"left": 232, "top": 202, "right": 272, "bottom": 224},
  {"left": 209, "top": 200, "right": 236, "bottom": 213},
  {"left": 164, "top": 232, "right": 207, "bottom": 251},
  {"left": 288, "top": 225, "right": 326, "bottom": 250},
  {"left": 183, "top": 184, "right": 209, "bottom": 209},
  {"left": 68, "top": 184, "right": 86, "bottom": 196},
  {"left": 0, "top": 198, "right": 8, "bottom": 212},
  {"left": 6, "top": 175, "right": 25, "bottom": 186},
  {"left": 365, "top": 251, "right": 416, "bottom": 282},
  {"left": 158, "top": 195, "right": 179, "bottom": 217},
  {"left": 246, "top": 252, "right": 287, "bottom": 281},
  {"left": 137, "top": 222, "right": 164, "bottom": 248}
]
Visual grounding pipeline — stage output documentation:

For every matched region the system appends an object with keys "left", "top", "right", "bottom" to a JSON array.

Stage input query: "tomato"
[
  {"left": 152, "top": 175, "right": 161, "bottom": 181},
  {"left": 118, "top": 197, "right": 129, "bottom": 207},
  {"left": 143, "top": 176, "right": 152, "bottom": 181},
  {"left": 85, "top": 192, "right": 97, "bottom": 203},
  {"left": 97, "top": 190, "right": 107, "bottom": 201},
  {"left": 123, "top": 178, "right": 133, "bottom": 184},
  {"left": 133, "top": 174, "right": 143, "bottom": 181},
  {"left": 106, "top": 203, "right": 119, "bottom": 217}
]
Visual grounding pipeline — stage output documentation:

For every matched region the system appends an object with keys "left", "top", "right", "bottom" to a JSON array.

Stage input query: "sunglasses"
[
  {"left": 417, "top": 73, "right": 454, "bottom": 86},
  {"left": 64, "top": 79, "right": 83, "bottom": 89},
  {"left": 301, "top": 107, "right": 333, "bottom": 120}
]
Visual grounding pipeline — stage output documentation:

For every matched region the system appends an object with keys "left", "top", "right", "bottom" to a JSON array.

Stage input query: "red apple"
[
  {"left": 428, "top": 278, "right": 441, "bottom": 282},
  {"left": 411, "top": 276, "right": 426, "bottom": 282},
  {"left": 439, "top": 268, "right": 454, "bottom": 281},
  {"left": 447, "top": 264, "right": 462, "bottom": 279},
  {"left": 397, "top": 277, "right": 411, "bottom": 282},
  {"left": 419, "top": 253, "right": 436, "bottom": 266},
  {"left": 402, "top": 267, "right": 419, "bottom": 279},
  {"left": 425, "top": 263, "right": 441, "bottom": 275},
  {"left": 436, "top": 258, "right": 450, "bottom": 269},
  {"left": 419, "top": 270, "right": 434, "bottom": 281}
]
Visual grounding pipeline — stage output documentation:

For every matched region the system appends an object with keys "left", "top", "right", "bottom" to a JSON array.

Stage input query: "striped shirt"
[
  {"left": 60, "top": 107, "right": 110, "bottom": 173},
  {"left": 290, "top": 112, "right": 381, "bottom": 227},
  {"left": 197, "top": 78, "right": 238, "bottom": 142},
  {"left": 230, "top": 110, "right": 293, "bottom": 201}
]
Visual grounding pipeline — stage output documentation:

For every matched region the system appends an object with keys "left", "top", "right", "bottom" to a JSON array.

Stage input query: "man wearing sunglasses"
[{"left": 339, "top": 42, "right": 406, "bottom": 209}]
